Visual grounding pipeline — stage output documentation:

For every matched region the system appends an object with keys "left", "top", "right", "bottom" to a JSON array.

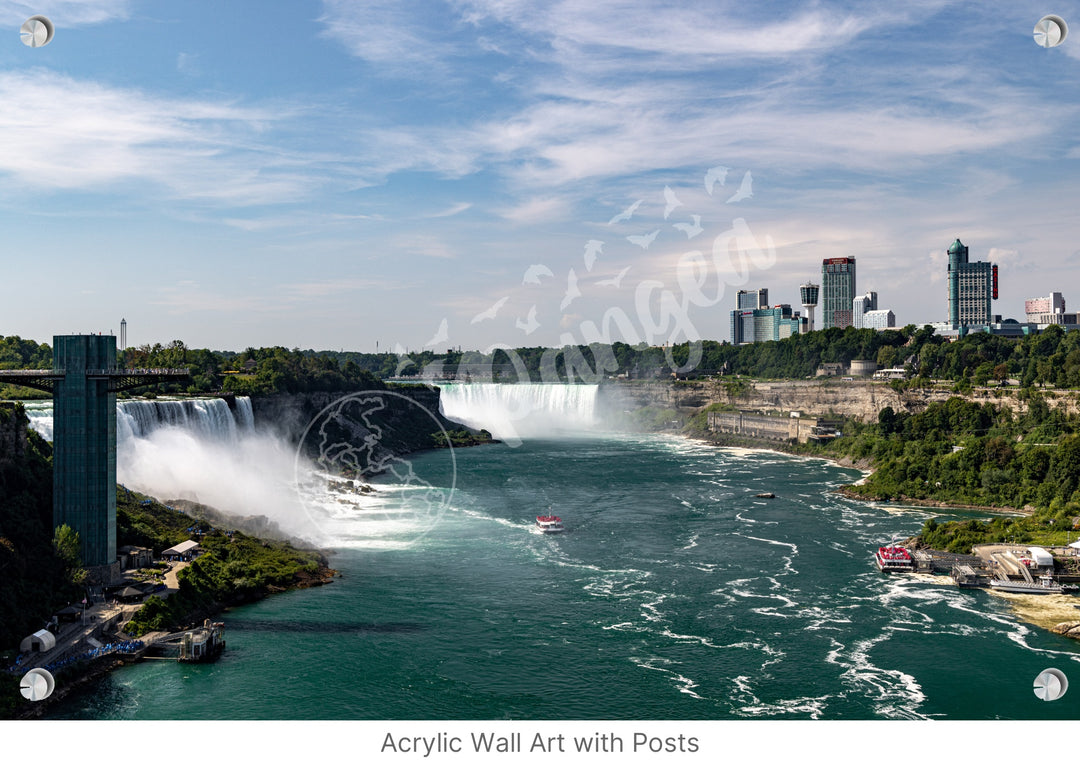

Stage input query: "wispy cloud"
[
  {"left": 0, "top": 0, "right": 133, "bottom": 26},
  {"left": 429, "top": 202, "right": 473, "bottom": 218},
  {"left": 0, "top": 70, "right": 324, "bottom": 204},
  {"left": 497, "top": 196, "right": 569, "bottom": 223}
]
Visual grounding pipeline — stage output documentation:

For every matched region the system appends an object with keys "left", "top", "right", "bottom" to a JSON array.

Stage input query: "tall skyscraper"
[
  {"left": 821, "top": 256, "right": 856, "bottom": 328},
  {"left": 947, "top": 239, "right": 997, "bottom": 328},
  {"left": 852, "top": 291, "right": 878, "bottom": 329}
]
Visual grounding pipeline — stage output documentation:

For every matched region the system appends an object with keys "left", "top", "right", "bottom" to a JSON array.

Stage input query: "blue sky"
[{"left": 2, "top": 0, "right": 1080, "bottom": 353}]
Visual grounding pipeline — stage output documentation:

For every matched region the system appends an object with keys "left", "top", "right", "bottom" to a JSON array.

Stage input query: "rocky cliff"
[
  {"left": 0, "top": 401, "right": 30, "bottom": 462},
  {"left": 597, "top": 379, "right": 1069, "bottom": 423}
]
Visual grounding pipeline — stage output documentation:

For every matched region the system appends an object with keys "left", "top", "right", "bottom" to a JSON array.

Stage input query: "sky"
[{"left": 2, "top": 1, "right": 1080, "bottom": 354}]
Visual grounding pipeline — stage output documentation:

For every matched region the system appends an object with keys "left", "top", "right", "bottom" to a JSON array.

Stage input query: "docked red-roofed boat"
[{"left": 876, "top": 545, "right": 914, "bottom": 572}]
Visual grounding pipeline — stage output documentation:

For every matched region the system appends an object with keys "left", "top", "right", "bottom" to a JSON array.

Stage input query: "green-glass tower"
[
  {"left": 52, "top": 335, "right": 118, "bottom": 567},
  {"left": 947, "top": 238, "right": 996, "bottom": 329}
]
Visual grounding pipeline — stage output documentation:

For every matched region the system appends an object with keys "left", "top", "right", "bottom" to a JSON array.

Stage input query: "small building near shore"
[
  {"left": 20, "top": 629, "right": 56, "bottom": 654},
  {"left": 118, "top": 545, "right": 154, "bottom": 570},
  {"left": 1028, "top": 546, "right": 1055, "bottom": 569},
  {"left": 162, "top": 540, "right": 201, "bottom": 561}
]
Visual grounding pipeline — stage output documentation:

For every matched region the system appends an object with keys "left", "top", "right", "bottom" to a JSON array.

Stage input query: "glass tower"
[
  {"left": 821, "top": 257, "right": 856, "bottom": 328},
  {"left": 947, "top": 239, "right": 995, "bottom": 328}
]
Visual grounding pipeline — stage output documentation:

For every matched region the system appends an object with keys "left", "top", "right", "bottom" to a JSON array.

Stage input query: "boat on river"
[
  {"left": 536, "top": 509, "right": 564, "bottom": 534},
  {"left": 875, "top": 546, "right": 914, "bottom": 572},
  {"left": 989, "top": 574, "right": 1066, "bottom": 594}
]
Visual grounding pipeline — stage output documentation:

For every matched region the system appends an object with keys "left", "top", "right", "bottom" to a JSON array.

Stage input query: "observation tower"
[
  {"left": 799, "top": 282, "right": 820, "bottom": 332},
  {"left": 0, "top": 334, "right": 189, "bottom": 576}
]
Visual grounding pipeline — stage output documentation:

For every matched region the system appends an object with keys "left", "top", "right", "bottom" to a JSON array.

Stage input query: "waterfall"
[
  {"left": 436, "top": 382, "right": 599, "bottom": 445},
  {"left": 26, "top": 397, "right": 253, "bottom": 443},
  {"left": 117, "top": 398, "right": 245, "bottom": 443}
]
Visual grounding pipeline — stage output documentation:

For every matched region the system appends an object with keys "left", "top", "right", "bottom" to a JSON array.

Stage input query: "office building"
[
  {"left": 730, "top": 304, "right": 802, "bottom": 345},
  {"left": 822, "top": 256, "right": 856, "bottom": 328}
]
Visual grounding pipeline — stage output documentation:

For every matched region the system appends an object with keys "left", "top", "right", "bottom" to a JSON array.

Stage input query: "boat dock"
[
  {"left": 143, "top": 620, "right": 225, "bottom": 662},
  {"left": 882, "top": 543, "right": 1080, "bottom": 594}
]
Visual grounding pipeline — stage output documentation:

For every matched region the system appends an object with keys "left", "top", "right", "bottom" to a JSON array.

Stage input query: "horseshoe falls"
[{"left": 435, "top": 382, "right": 600, "bottom": 444}]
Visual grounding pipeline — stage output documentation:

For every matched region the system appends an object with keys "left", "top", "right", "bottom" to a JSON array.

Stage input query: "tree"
[{"left": 53, "top": 524, "right": 88, "bottom": 586}]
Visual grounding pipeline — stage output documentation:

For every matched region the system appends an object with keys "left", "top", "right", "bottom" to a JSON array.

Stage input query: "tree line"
[{"left": 6, "top": 324, "right": 1080, "bottom": 393}]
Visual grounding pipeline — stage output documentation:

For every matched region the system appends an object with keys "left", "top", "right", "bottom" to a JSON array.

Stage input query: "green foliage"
[
  {"left": 815, "top": 390, "right": 1080, "bottom": 548},
  {"left": 124, "top": 529, "right": 325, "bottom": 636},
  {"left": 0, "top": 403, "right": 75, "bottom": 651},
  {"left": 915, "top": 503, "right": 1078, "bottom": 554},
  {"left": 52, "top": 524, "right": 87, "bottom": 586},
  {"left": 430, "top": 428, "right": 496, "bottom": 448}
]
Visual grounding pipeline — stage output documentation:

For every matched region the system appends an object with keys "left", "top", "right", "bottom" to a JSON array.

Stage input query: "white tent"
[
  {"left": 162, "top": 539, "right": 200, "bottom": 559},
  {"left": 1028, "top": 546, "right": 1055, "bottom": 567},
  {"left": 1069, "top": 540, "right": 1080, "bottom": 550},
  {"left": 19, "top": 629, "right": 56, "bottom": 654}
]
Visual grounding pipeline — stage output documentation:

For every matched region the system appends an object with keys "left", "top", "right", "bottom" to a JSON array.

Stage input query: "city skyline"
[{"left": 1, "top": 2, "right": 1080, "bottom": 352}]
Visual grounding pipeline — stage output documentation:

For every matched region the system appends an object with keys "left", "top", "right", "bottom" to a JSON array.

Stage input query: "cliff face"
[
  {"left": 248, "top": 385, "right": 464, "bottom": 472},
  {"left": 597, "top": 380, "right": 1058, "bottom": 422},
  {"left": 250, "top": 385, "right": 443, "bottom": 441},
  {"left": 0, "top": 402, "right": 30, "bottom": 463}
]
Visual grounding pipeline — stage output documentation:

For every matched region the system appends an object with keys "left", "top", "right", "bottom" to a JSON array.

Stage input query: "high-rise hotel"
[
  {"left": 821, "top": 256, "right": 856, "bottom": 328},
  {"left": 947, "top": 238, "right": 997, "bottom": 328}
]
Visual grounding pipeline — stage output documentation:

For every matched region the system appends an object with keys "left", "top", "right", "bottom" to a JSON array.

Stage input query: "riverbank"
[
  {"left": 7, "top": 547, "right": 336, "bottom": 720},
  {"left": 688, "top": 426, "right": 1080, "bottom": 644}
]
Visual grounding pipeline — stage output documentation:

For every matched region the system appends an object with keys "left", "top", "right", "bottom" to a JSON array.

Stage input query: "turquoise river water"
[{"left": 45, "top": 432, "right": 1080, "bottom": 721}]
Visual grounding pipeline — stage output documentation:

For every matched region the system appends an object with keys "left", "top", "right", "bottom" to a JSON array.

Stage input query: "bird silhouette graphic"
[
  {"left": 627, "top": 229, "right": 660, "bottom": 249},
  {"left": 663, "top": 186, "right": 683, "bottom": 220},
  {"left": 522, "top": 264, "right": 554, "bottom": 285},
  {"left": 425, "top": 318, "right": 449, "bottom": 349},
  {"left": 583, "top": 240, "right": 604, "bottom": 271},
  {"left": 471, "top": 296, "right": 509, "bottom": 324},
  {"left": 560, "top": 269, "right": 581, "bottom": 310},
  {"left": 596, "top": 266, "right": 631, "bottom": 288},
  {"left": 515, "top": 305, "right": 540, "bottom": 335},
  {"left": 726, "top": 171, "right": 753, "bottom": 203},
  {"left": 673, "top": 214, "right": 702, "bottom": 238},
  {"left": 704, "top": 166, "right": 730, "bottom": 195},
  {"left": 608, "top": 199, "right": 643, "bottom": 224}
]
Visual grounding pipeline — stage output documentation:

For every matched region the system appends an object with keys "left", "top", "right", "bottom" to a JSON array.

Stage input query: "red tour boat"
[
  {"left": 536, "top": 508, "right": 564, "bottom": 534},
  {"left": 875, "top": 545, "right": 914, "bottom": 572}
]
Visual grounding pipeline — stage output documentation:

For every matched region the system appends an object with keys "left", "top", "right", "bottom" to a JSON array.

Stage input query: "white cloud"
[
  {"left": 0, "top": 0, "right": 132, "bottom": 26},
  {"left": 0, "top": 70, "right": 325, "bottom": 204},
  {"left": 497, "top": 196, "right": 569, "bottom": 223}
]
